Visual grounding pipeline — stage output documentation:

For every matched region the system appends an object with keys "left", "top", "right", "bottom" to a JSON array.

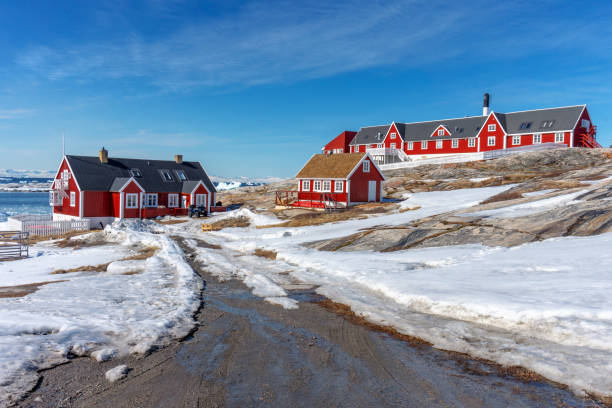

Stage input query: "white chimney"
[{"left": 483, "top": 93, "right": 490, "bottom": 116}]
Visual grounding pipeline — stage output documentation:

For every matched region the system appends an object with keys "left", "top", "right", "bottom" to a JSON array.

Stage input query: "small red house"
[
  {"left": 50, "top": 148, "right": 216, "bottom": 227},
  {"left": 322, "top": 131, "right": 357, "bottom": 154},
  {"left": 277, "top": 152, "right": 384, "bottom": 209}
]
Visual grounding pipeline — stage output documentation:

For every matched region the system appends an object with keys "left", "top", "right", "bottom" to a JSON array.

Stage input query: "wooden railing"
[
  {"left": 141, "top": 207, "right": 189, "bottom": 218},
  {"left": 576, "top": 126, "right": 601, "bottom": 148},
  {"left": 0, "top": 231, "right": 29, "bottom": 260}
]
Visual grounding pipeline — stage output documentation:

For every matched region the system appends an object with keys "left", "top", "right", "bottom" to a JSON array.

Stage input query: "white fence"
[
  {"left": 21, "top": 219, "right": 91, "bottom": 237},
  {"left": 379, "top": 143, "right": 566, "bottom": 171}
]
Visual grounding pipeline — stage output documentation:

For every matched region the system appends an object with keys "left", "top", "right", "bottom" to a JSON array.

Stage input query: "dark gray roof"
[
  {"left": 66, "top": 155, "right": 216, "bottom": 193},
  {"left": 401, "top": 116, "right": 486, "bottom": 142},
  {"left": 350, "top": 125, "right": 390, "bottom": 145},
  {"left": 182, "top": 180, "right": 203, "bottom": 194},
  {"left": 348, "top": 105, "right": 585, "bottom": 144},
  {"left": 496, "top": 105, "right": 584, "bottom": 134}
]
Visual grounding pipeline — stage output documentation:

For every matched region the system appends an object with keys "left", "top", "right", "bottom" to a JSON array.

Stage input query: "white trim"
[
  {"left": 451, "top": 139, "right": 459, "bottom": 148},
  {"left": 302, "top": 180, "right": 310, "bottom": 191},
  {"left": 570, "top": 131, "right": 574, "bottom": 147},
  {"left": 346, "top": 153, "right": 386, "bottom": 181},
  {"left": 571, "top": 105, "right": 587, "bottom": 131},
  {"left": 322, "top": 180, "right": 332, "bottom": 192},
  {"left": 512, "top": 135, "right": 521, "bottom": 146},
  {"left": 143, "top": 193, "right": 158, "bottom": 207},
  {"left": 119, "top": 193, "right": 125, "bottom": 219},
  {"left": 487, "top": 136, "right": 496, "bottom": 146},
  {"left": 363, "top": 160, "right": 370, "bottom": 173},
  {"left": 313, "top": 180, "right": 322, "bottom": 192},
  {"left": 126, "top": 193, "right": 139, "bottom": 208},
  {"left": 533, "top": 133, "right": 542, "bottom": 144},
  {"left": 507, "top": 129, "right": 572, "bottom": 136},
  {"left": 504, "top": 104, "right": 585, "bottom": 115},
  {"left": 435, "top": 140, "right": 443, "bottom": 149},
  {"left": 52, "top": 156, "right": 82, "bottom": 192},
  {"left": 421, "top": 140, "right": 428, "bottom": 150},
  {"left": 118, "top": 177, "right": 145, "bottom": 193},
  {"left": 79, "top": 191, "right": 84, "bottom": 218},
  {"left": 431, "top": 125, "right": 451, "bottom": 138},
  {"left": 334, "top": 180, "right": 343, "bottom": 193},
  {"left": 168, "top": 193, "right": 179, "bottom": 208},
  {"left": 488, "top": 124, "right": 496, "bottom": 132},
  {"left": 554, "top": 132, "right": 565, "bottom": 143},
  {"left": 347, "top": 180, "right": 351, "bottom": 205}
]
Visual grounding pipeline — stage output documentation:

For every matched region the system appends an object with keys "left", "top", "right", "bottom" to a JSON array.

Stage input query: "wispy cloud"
[
  {"left": 0, "top": 109, "right": 33, "bottom": 119},
  {"left": 12, "top": 0, "right": 612, "bottom": 92}
]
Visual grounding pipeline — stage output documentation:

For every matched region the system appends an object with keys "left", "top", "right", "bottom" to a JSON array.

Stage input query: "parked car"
[{"left": 188, "top": 205, "right": 208, "bottom": 218}]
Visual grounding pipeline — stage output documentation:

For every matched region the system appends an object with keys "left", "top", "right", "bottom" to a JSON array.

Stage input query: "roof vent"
[
  {"left": 99, "top": 147, "right": 108, "bottom": 164},
  {"left": 174, "top": 154, "right": 183, "bottom": 164}
]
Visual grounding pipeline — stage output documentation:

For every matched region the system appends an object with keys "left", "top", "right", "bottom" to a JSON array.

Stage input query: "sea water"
[{"left": 0, "top": 192, "right": 50, "bottom": 222}]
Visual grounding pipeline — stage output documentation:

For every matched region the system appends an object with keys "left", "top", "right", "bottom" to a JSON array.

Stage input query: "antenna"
[{"left": 62, "top": 130, "right": 65, "bottom": 156}]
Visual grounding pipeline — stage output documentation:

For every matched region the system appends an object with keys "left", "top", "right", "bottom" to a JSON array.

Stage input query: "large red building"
[
  {"left": 325, "top": 95, "right": 600, "bottom": 165},
  {"left": 50, "top": 148, "right": 216, "bottom": 227}
]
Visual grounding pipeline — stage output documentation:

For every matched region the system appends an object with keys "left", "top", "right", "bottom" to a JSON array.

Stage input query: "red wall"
[
  {"left": 123, "top": 182, "right": 143, "bottom": 218},
  {"left": 83, "top": 191, "right": 112, "bottom": 217},
  {"left": 478, "top": 114, "right": 506, "bottom": 152},
  {"left": 432, "top": 125, "right": 451, "bottom": 137},
  {"left": 298, "top": 179, "right": 348, "bottom": 203},
  {"left": 349, "top": 157, "right": 384, "bottom": 203},
  {"left": 52, "top": 159, "right": 80, "bottom": 217},
  {"left": 324, "top": 131, "right": 357, "bottom": 153},
  {"left": 574, "top": 107, "right": 593, "bottom": 147},
  {"left": 382, "top": 123, "right": 402, "bottom": 149}
]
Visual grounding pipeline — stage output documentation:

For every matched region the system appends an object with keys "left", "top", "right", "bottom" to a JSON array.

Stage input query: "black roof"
[
  {"left": 65, "top": 155, "right": 216, "bottom": 193},
  {"left": 349, "top": 105, "right": 586, "bottom": 144}
]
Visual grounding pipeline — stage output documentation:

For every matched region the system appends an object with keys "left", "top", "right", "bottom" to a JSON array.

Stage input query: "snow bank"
[
  {"left": 105, "top": 365, "right": 128, "bottom": 382},
  {"left": 206, "top": 207, "right": 279, "bottom": 227},
  {"left": 465, "top": 190, "right": 585, "bottom": 218},
  {"left": 0, "top": 221, "right": 202, "bottom": 405}
]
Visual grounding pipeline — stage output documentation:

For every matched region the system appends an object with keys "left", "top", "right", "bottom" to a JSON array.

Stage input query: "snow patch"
[{"left": 105, "top": 365, "right": 128, "bottom": 382}]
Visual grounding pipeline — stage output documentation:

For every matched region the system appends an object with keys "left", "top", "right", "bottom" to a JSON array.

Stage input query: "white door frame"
[{"left": 368, "top": 181, "right": 377, "bottom": 202}]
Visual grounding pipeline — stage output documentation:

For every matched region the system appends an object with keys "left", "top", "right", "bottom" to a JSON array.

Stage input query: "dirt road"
[{"left": 18, "top": 237, "right": 594, "bottom": 408}]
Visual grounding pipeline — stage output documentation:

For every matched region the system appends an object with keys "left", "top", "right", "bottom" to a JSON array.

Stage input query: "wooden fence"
[
  {"left": 22, "top": 219, "right": 91, "bottom": 236},
  {"left": 0, "top": 231, "right": 29, "bottom": 261}
]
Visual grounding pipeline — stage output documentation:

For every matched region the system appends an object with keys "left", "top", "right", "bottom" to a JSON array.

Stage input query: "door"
[
  {"left": 368, "top": 181, "right": 377, "bottom": 202},
  {"left": 181, "top": 196, "right": 187, "bottom": 208}
]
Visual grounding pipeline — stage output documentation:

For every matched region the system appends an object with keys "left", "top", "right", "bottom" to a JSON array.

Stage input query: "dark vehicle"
[{"left": 188, "top": 205, "right": 208, "bottom": 218}]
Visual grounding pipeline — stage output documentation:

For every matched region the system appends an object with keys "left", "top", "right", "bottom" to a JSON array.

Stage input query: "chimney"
[
  {"left": 99, "top": 147, "right": 108, "bottom": 163},
  {"left": 483, "top": 93, "right": 490, "bottom": 116},
  {"left": 174, "top": 154, "right": 183, "bottom": 164}
]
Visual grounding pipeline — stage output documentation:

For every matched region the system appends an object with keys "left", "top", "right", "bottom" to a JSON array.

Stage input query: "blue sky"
[{"left": 1, "top": 0, "right": 611, "bottom": 178}]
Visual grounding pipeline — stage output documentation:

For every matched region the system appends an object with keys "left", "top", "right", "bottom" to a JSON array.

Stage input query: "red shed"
[
  {"left": 276, "top": 153, "right": 384, "bottom": 209},
  {"left": 50, "top": 148, "right": 216, "bottom": 227},
  {"left": 322, "top": 131, "right": 357, "bottom": 154}
]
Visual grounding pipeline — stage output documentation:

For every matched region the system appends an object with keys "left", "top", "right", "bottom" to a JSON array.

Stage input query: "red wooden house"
[
  {"left": 276, "top": 153, "right": 385, "bottom": 209},
  {"left": 343, "top": 94, "right": 600, "bottom": 165},
  {"left": 322, "top": 131, "right": 357, "bottom": 154},
  {"left": 50, "top": 148, "right": 216, "bottom": 227}
]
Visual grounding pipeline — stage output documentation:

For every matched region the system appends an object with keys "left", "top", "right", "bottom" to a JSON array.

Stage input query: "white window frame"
[
  {"left": 363, "top": 160, "right": 370, "bottom": 173},
  {"left": 195, "top": 194, "right": 206, "bottom": 207},
  {"left": 487, "top": 136, "right": 496, "bottom": 146},
  {"left": 175, "top": 170, "right": 187, "bottom": 181},
  {"left": 160, "top": 169, "right": 173, "bottom": 182},
  {"left": 126, "top": 193, "right": 139, "bottom": 209},
  {"left": 436, "top": 140, "right": 443, "bottom": 149},
  {"left": 62, "top": 169, "right": 70, "bottom": 189},
  {"left": 377, "top": 144, "right": 382, "bottom": 148},
  {"left": 390, "top": 143, "right": 396, "bottom": 149},
  {"left": 313, "top": 180, "right": 322, "bottom": 192},
  {"left": 421, "top": 141, "right": 428, "bottom": 150},
  {"left": 129, "top": 168, "right": 141, "bottom": 178},
  {"left": 390, "top": 132, "right": 396, "bottom": 139},
  {"left": 451, "top": 139, "right": 458, "bottom": 148},
  {"left": 168, "top": 193, "right": 179, "bottom": 208},
  {"left": 322, "top": 180, "right": 331, "bottom": 192},
  {"left": 488, "top": 124, "right": 496, "bottom": 132},
  {"left": 407, "top": 141, "right": 413, "bottom": 150},
  {"left": 144, "top": 193, "right": 158, "bottom": 207},
  {"left": 533, "top": 133, "right": 542, "bottom": 144},
  {"left": 438, "top": 129, "right": 444, "bottom": 136},
  {"left": 70, "top": 191, "right": 76, "bottom": 207},
  {"left": 302, "top": 180, "right": 310, "bottom": 191},
  {"left": 581, "top": 119, "right": 590, "bottom": 129},
  {"left": 468, "top": 138, "right": 476, "bottom": 147},
  {"left": 512, "top": 135, "right": 521, "bottom": 145},
  {"left": 555, "top": 132, "right": 564, "bottom": 143},
  {"left": 334, "top": 181, "right": 343, "bottom": 193}
]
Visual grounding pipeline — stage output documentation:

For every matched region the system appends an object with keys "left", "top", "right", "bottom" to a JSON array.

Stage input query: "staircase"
[{"left": 576, "top": 125, "right": 602, "bottom": 148}]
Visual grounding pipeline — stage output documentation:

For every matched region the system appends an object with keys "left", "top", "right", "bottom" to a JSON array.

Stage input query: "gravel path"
[{"left": 18, "top": 237, "right": 595, "bottom": 408}]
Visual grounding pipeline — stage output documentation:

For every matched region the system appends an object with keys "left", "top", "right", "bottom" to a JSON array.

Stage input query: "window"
[
  {"left": 175, "top": 170, "right": 187, "bottom": 181},
  {"left": 555, "top": 132, "right": 564, "bottom": 143},
  {"left": 533, "top": 133, "right": 542, "bottom": 144},
  {"left": 302, "top": 180, "right": 310, "bottom": 191},
  {"left": 62, "top": 169, "right": 70, "bottom": 189},
  {"left": 129, "top": 168, "right": 141, "bottom": 177},
  {"left": 513, "top": 135, "right": 521, "bottom": 145},
  {"left": 160, "top": 169, "right": 173, "bottom": 182},
  {"left": 421, "top": 141, "right": 428, "bottom": 150},
  {"left": 436, "top": 140, "right": 443, "bottom": 149},
  {"left": 195, "top": 194, "right": 206, "bottom": 207},
  {"left": 438, "top": 129, "right": 445, "bottom": 136},
  {"left": 451, "top": 139, "right": 458, "bottom": 148},
  {"left": 407, "top": 141, "right": 413, "bottom": 150},
  {"left": 168, "top": 194, "right": 179, "bottom": 208},
  {"left": 313, "top": 180, "right": 322, "bottom": 191},
  {"left": 126, "top": 193, "right": 138, "bottom": 208},
  {"left": 70, "top": 191, "right": 76, "bottom": 207},
  {"left": 363, "top": 160, "right": 370, "bottom": 172},
  {"left": 322, "top": 180, "right": 331, "bottom": 192},
  {"left": 581, "top": 119, "right": 590, "bottom": 129},
  {"left": 488, "top": 124, "right": 496, "bottom": 132},
  {"left": 334, "top": 181, "right": 343, "bottom": 192},
  {"left": 144, "top": 193, "right": 158, "bottom": 207},
  {"left": 377, "top": 144, "right": 382, "bottom": 148},
  {"left": 390, "top": 132, "right": 396, "bottom": 139},
  {"left": 468, "top": 138, "right": 476, "bottom": 147},
  {"left": 541, "top": 120, "right": 555, "bottom": 128},
  {"left": 390, "top": 143, "right": 396, "bottom": 149},
  {"left": 520, "top": 122, "right": 532, "bottom": 130},
  {"left": 487, "top": 136, "right": 496, "bottom": 146}
]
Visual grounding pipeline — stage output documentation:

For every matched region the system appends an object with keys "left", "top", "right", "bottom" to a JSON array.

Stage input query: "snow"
[
  {"left": 0, "top": 222, "right": 202, "bottom": 405},
  {"left": 164, "top": 183, "right": 612, "bottom": 397},
  {"left": 105, "top": 365, "right": 128, "bottom": 382},
  {"left": 205, "top": 207, "right": 280, "bottom": 227},
  {"left": 464, "top": 190, "right": 584, "bottom": 218}
]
